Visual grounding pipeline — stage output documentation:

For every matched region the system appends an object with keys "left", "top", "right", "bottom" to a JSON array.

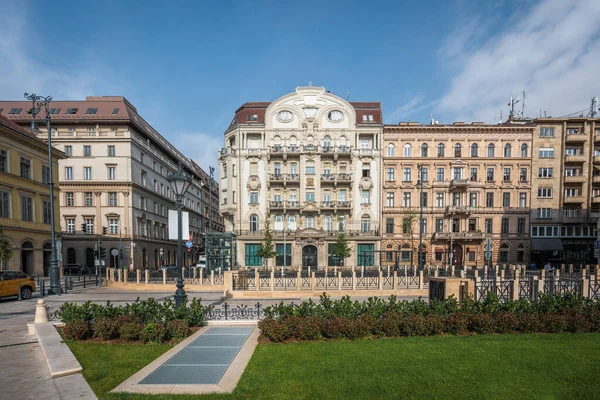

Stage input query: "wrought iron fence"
[{"left": 204, "top": 302, "right": 266, "bottom": 320}]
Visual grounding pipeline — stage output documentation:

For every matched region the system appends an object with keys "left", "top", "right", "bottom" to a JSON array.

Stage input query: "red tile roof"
[{"left": 0, "top": 113, "right": 47, "bottom": 145}]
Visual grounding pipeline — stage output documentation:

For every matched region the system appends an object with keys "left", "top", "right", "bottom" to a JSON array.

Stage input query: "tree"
[
  {"left": 0, "top": 226, "right": 14, "bottom": 267},
  {"left": 332, "top": 219, "right": 352, "bottom": 267},
  {"left": 401, "top": 209, "right": 418, "bottom": 269},
  {"left": 257, "top": 219, "right": 276, "bottom": 270}
]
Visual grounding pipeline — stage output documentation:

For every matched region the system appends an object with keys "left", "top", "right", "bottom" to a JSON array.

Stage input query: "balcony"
[
  {"left": 450, "top": 179, "right": 468, "bottom": 189},
  {"left": 563, "top": 196, "right": 585, "bottom": 203},
  {"left": 565, "top": 154, "right": 587, "bottom": 163},
  {"left": 219, "top": 147, "right": 236, "bottom": 158},
  {"left": 287, "top": 201, "right": 300, "bottom": 209},
  {"left": 564, "top": 175, "right": 586, "bottom": 183},
  {"left": 269, "top": 201, "right": 285, "bottom": 209},
  {"left": 336, "top": 201, "right": 352, "bottom": 210},
  {"left": 268, "top": 145, "right": 300, "bottom": 158},
  {"left": 565, "top": 133, "right": 587, "bottom": 142},
  {"left": 301, "top": 145, "right": 318, "bottom": 154},
  {"left": 446, "top": 205, "right": 472, "bottom": 215},
  {"left": 268, "top": 173, "right": 285, "bottom": 182},
  {"left": 321, "top": 174, "right": 336, "bottom": 183},
  {"left": 320, "top": 145, "right": 353, "bottom": 157},
  {"left": 434, "top": 231, "right": 485, "bottom": 240}
]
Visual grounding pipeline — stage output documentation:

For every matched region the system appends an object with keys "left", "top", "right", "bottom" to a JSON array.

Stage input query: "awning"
[{"left": 531, "top": 238, "right": 564, "bottom": 251}]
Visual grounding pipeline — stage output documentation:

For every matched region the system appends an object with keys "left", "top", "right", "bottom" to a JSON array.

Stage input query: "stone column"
[
  {"left": 311, "top": 272, "right": 315, "bottom": 291},
  {"left": 117, "top": 268, "right": 122, "bottom": 282},
  {"left": 94, "top": 192, "right": 102, "bottom": 235},
  {"left": 352, "top": 270, "right": 356, "bottom": 290},
  {"left": 392, "top": 271, "right": 397, "bottom": 290},
  {"left": 211, "top": 270, "right": 215, "bottom": 285}
]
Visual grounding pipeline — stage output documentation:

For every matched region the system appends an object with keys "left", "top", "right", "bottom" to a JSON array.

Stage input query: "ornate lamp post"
[
  {"left": 25, "top": 93, "right": 59, "bottom": 294},
  {"left": 167, "top": 163, "right": 192, "bottom": 307}
]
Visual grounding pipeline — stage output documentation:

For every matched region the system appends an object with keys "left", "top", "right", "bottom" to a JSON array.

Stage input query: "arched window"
[
  {"left": 504, "top": 143, "right": 511, "bottom": 158},
  {"left": 387, "top": 143, "right": 395, "bottom": 156},
  {"left": 324, "top": 215, "right": 333, "bottom": 232},
  {"left": 471, "top": 143, "right": 478, "bottom": 157},
  {"left": 323, "top": 136, "right": 331, "bottom": 149},
  {"left": 487, "top": 143, "right": 495, "bottom": 157},
  {"left": 454, "top": 143, "right": 462, "bottom": 157},
  {"left": 404, "top": 143, "right": 411, "bottom": 157},
  {"left": 437, "top": 143, "right": 445, "bottom": 157},
  {"left": 521, "top": 144, "right": 528, "bottom": 158},
  {"left": 337, "top": 216, "right": 346, "bottom": 231},
  {"left": 274, "top": 215, "right": 283, "bottom": 231},
  {"left": 386, "top": 244, "right": 393, "bottom": 262},
  {"left": 421, "top": 143, "right": 428, "bottom": 157},
  {"left": 249, "top": 214, "right": 259, "bottom": 232},
  {"left": 360, "top": 215, "right": 371, "bottom": 232}
]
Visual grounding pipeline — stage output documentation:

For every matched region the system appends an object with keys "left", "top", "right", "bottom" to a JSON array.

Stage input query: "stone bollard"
[
  {"left": 136, "top": 269, "right": 141, "bottom": 284},
  {"left": 311, "top": 272, "right": 316, "bottom": 291},
  {"left": 392, "top": 270, "right": 397, "bottom": 290},
  {"left": 193, "top": 268, "right": 197, "bottom": 280},
  {"left": 361, "top": 265, "right": 364, "bottom": 278},
  {"left": 256, "top": 272, "right": 260, "bottom": 292},
  {"left": 378, "top": 270, "right": 383, "bottom": 290},
  {"left": 338, "top": 271, "right": 342, "bottom": 291},
  {"left": 297, "top": 271, "right": 301, "bottom": 291},
  {"left": 117, "top": 268, "right": 123, "bottom": 282},
  {"left": 145, "top": 269, "right": 149, "bottom": 284},
  {"left": 418, "top": 271, "right": 424, "bottom": 289},
  {"left": 270, "top": 272, "right": 275, "bottom": 291},
  {"left": 106, "top": 267, "right": 110, "bottom": 281},
  {"left": 34, "top": 299, "right": 49, "bottom": 324},
  {"left": 162, "top": 269, "right": 167, "bottom": 285},
  {"left": 211, "top": 270, "right": 215, "bottom": 285},
  {"left": 352, "top": 270, "right": 356, "bottom": 290}
]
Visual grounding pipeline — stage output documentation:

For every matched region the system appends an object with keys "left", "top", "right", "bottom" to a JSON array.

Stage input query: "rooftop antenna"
[
  {"left": 521, "top": 90, "right": 526, "bottom": 118},
  {"left": 346, "top": 91, "right": 351, "bottom": 100},
  {"left": 429, "top": 114, "right": 434, "bottom": 125},
  {"left": 588, "top": 96, "right": 598, "bottom": 118},
  {"left": 500, "top": 109, "right": 503, "bottom": 123},
  {"left": 508, "top": 95, "right": 520, "bottom": 120},
  {"left": 309, "top": 81, "right": 312, "bottom": 86}
]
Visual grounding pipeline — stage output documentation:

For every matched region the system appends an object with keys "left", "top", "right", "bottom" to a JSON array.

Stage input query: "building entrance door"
[
  {"left": 302, "top": 245, "right": 317, "bottom": 269},
  {"left": 452, "top": 244, "right": 463, "bottom": 267}
]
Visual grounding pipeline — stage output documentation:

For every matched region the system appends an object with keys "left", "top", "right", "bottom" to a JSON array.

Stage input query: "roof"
[
  {"left": 0, "top": 113, "right": 47, "bottom": 146},
  {"left": 227, "top": 99, "right": 383, "bottom": 130}
]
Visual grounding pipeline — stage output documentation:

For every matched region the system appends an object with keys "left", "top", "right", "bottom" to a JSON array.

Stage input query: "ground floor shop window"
[
  {"left": 275, "top": 244, "right": 291, "bottom": 266},
  {"left": 357, "top": 244, "right": 374, "bottom": 266},
  {"left": 245, "top": 244, "right": 262, "bottom": 267}
]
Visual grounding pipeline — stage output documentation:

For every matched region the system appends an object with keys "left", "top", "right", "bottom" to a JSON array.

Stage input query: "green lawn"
[{"left": 69, "top": 334, "right": 600, "bottom": 400}]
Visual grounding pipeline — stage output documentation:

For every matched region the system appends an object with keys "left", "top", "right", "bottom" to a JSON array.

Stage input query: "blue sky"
[{"left": 2, "top": 0, "right": 599, "bottom": 171}]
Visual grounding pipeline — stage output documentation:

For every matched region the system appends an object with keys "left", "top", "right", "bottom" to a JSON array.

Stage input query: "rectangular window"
[
  {"left": 452, "top": 192, "right": 461, "bottom": 206},
  {"left": 403, "top": 168, "right": 411, "bottom": 182},
  {"left": 275, "top": 244, "right": 292, "bottom": 266},
  {"left": 538, "top": 188, "right": 552, "bottom": 198},
  {"left": 520, "top": 168, "right": 528, "bottom": 182},
  {"left": 469, "top": 192, "right": 477, "bottom": 207},
  {"left": 66, "top": 218, "right": 75, "bottom": 234},
  {"left": 386, "top": 218, "right": 394, "bottom": 234},
  {"left": 328, "top": 244, "right": 342, "bottom": 266},
  {"left": 84, "top": 192, "right": 93, "bottom": 206},
  {"left": 537, "top": 208, "right": 552, "bottom": 218},
  {"left": 357, "top": 244, "right": 374, "bottom": 267},
  {"left": 361, "top": 218, "right": 371, "bottom": 232},
  {"left": 420, "top": 192, "right": 428, "bottom": 207},
  {"left": 140, "top": 196, "right": 146, "bottom": 210},
  {"left": 65, "top": 167, "right": 73, "bottom": 180},
  {"left": 305, "top": 215, "right": 315, "bottom": 229},
  {"left": 519, "top": 192, "right": 527, "bottom": 207},
  {"left": 503, "top": 168, "right": 511, "bottom": 182},
  {"left": 0, "top": 191, "right": 10, "bottom": 218},
  {"left": 470, "top": 167, "right": 478, "bottom": 182},
  {"left": 435, "top": 193, "right": 444, "bottom": 208},
  {"left": 87, "top": 127, "right": 95, "bottom": 136},
  {"left": 540, "top": 127, "right": 555, "bottom": 137},
  {"left": 8, "top": 108, "right": 22, "bottom": 114},
  {"left": 420, "top": 168, "right": 428, "bottom": 182},
  {"left": 468, "top": 218, "right": 476, "bottom": 232},
  {"left": 386, "top": 192, "right": 395, "bottom": 207},
  {"left": 436, "top": 168, "right": 444, "bottom": 181},
  {"left": 65, "top": 192, "right": 74, "bottom": 206},
  {"left": 41, "top": 165, "right": 50, "bottom": 184},
  {"left": 305, "top": 165, "right": 315, "bottom": 175},
  {"left": 453, "top": 167, "right": 463, "bottom": 180},
  {"left": 109, "top": 219, "right": 119, "bottom": 234},
  {"left": 42, "top": 200, "right": 51, "bottom": 224},
  {"left": 403, "top": 192, "right": 411, "bottom": 207},
  {"left": 85, "top": 108, "right": 98, "bottom": 115},
  {"left": 517, "top": 218, "right": 526, "bottom": 234},
  {"left": 486, "top": 192, "right": 494, "bottom": 207},
  {"left": 538, "top": 168, "right": 553, "bottom": 178},
  {"left": 108, "top": 192, "right": 117, "bottom": 206},
  {"left": 245, "top": 245, "right": 261, "bottom": 266},
  {"left": 485, "top": 219, "right": 493, "bottom": 234},
  {"left": 20, "top": 157, "right": 31, "bottom": 179},
  {"left": 84, "top": 167, "right": 92, "bottom": 180},
  {"left": 141, "top": 171, "right": 147, "bottom": 186},
  {"left": 486, "top": 168, "right": 494, "bottom": 182},
  {"left": 564, "top": 188, "right": 578, "bottom": 197},
  {"left": 83, "top": 145, "right": 91, "bottom": 156},
  {"left": 502, "top": 193, "right": 510, "bottom": 207},
  {"left": 0, "top": 149, "right": 7, "bottom": 173},
  {"left": 20, "top": 195, "right": 33, "bottom": 221},
  {"left": 108, "top": 166, "right": 116, "bottom": 180},
  {"left": 435, "top": 218, "right": 443, "bottom": 233},
  {"left": 249, "top": 192, "right": 258, "bottom": 204},
  {"left": 539, "top": 148, "right": 554, "bottom": 158},
  {"left": 386, "top": 167, "right": 395, "bottom": 181},
  {"left": 306, "top": 192, "right": 315, "bottom": 202},
  {"left": 501, "top": 218, "right": 509, "bottom": 234},
  {"left": 108, "top": 145, "right": 115, "bottom": 156},
  {"left": 420, "top": 218, "right": 427, "bottom": 234},
  {"left": 361, "top": 190, "right": 370, "bottom": 204},
  {"left": 64, "top": 145, "right": 72, "bottom": 157}
]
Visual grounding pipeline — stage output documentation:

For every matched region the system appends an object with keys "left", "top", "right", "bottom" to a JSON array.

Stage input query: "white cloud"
[{"left": 437, "top": 0, "right": 600, "bottom": 123}]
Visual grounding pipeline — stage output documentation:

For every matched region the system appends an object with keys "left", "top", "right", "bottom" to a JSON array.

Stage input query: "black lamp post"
[
  {"left": 25, "top": 93, "right": 59, "bottom": 294},
  {"left": 417, "top": 163, "right": 424, "bottom": 270},
  {"left": 167, "top": 163, "right": 192, "bottom": 307}
]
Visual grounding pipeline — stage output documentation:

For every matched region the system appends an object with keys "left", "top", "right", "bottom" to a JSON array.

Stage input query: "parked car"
[
  {"left": 63, "top": 264, "right": 89, "bottom": 274},
  {"left": 158, "top": 265, "right": 178, "bottom": 272},
  {"left": 0, "top": 271, "right": 36, "bottom": 300}
]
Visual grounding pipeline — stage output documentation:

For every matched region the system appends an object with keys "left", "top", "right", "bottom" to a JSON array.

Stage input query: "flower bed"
[
  {"left": 58, "top": 298, "right": 212, "bottom": 343},
  {"left": 258, "top": 294, "right": 600, "bottom": 342}
]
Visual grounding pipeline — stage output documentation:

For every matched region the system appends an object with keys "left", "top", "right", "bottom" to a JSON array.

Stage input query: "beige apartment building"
[
  {"left": 382, "top": 122, "right": 533, "bottom": 267},
  {"left": 527, "top": 117, "right": 600, "bottom": 265},
  {"left": 0, "top": 97, "right": 223, "bottom": 271},
  {"left": 219, "top": 86, "right": 382, "bottom": 269}
]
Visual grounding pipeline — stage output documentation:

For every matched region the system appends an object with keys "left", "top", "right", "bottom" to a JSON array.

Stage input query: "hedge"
[
  {"left": 258, "top": 293, "right": 600, "bottom": 342},
  {"left": 59, "top": 298, "right": 211, "bottom": 343}
]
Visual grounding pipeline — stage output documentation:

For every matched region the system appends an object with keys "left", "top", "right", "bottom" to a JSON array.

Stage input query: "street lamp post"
[
  {"left": 167, "top": 163, "right": 192, "bottom": 307},
  {"left": 25, "top": 93, "right": 59, "bottom": 294},
  {"left": 417, "top": 163, "right": 424, "bottom": 270}
]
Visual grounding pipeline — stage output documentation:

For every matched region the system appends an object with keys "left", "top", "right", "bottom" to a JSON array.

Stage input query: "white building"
[{"left": 219, "top": 86, "right": 382, "bottom": 269}]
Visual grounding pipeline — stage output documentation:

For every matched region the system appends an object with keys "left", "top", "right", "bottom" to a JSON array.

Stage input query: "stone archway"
[{"left": 302, "top": 245, "right": 317, "bottom": 269}]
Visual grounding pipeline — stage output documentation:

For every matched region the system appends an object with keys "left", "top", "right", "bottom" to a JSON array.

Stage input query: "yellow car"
[{"left": 0, "top": 271, "right": 36, "bottom": 300}]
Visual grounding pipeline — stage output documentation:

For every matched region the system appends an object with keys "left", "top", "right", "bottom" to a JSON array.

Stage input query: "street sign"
[
  {"left": 485, "top": 238, "right": 492, "bottom": 251},
  {"left": 185, "top": 241, "right": 193, "bottom": 249},
  {"left": 110, "top": 249, "right": 119, "bottom": 257}
]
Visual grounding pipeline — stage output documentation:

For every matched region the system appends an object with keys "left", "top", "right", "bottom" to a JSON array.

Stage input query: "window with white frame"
[
  {"left": 360, "top": 215, "right": 371, "bottom": 232},
  {"left": 519, "top": 192, "right": 527, "bottom": 207},
  {"left": 84, "top": 167, "right": 92, "bottom": 180},
  {"left": 20, "top": 195, "right": 33, "bottom": 221},
  {"left": 361, "top": 190, "right": 370, "bottom": 204},
  {"left": 305, "top": 215, "right": 315, "bottom": 229},
  {"left": 85, "top": 218, "right": 94, "bottom": 234},
  {"left": 108, "top": 145, "right": 115, "bottom": 157},
  {"left": 540, "top": 127, "right": 555, "bottom": 137},
  {"left": 539, "top": 148, "right": 554, "bottom": 158},
  {"left": 108, "top": 166, "right": 116, "bottom": 180},
  {"left": 20, "top": 157, "right": 31, "bottom": 179},
  {"left": 109, "top": 192, "right": 117, "bottom": 206},
  {"left": 403, "top": 168, "right": 411, "bottom": 182},
  {"left": 386, "top": 167, "right": 395, "bottom": 181},
  {"left": 538, "top": 188, "right": 552, "bottom": 198},
  {"left": 537, "top": 208, "right": 552, "bottom": 218},
  {"left": 66, "top": 218, "right": 75, "bottom": 234},
  {"left": 564, "top": 188, "right": 578, "bottom": 197},
  {"left": 387, "top": 144, "right": 395, "bottom": 156},
  {"left": 0, "top": 191, "right": 10, "bottom": 218},
  {"left": 288, "top": 215, "right": 297, "bottom": 231},
  {"left": 0, "top": 149, "right": 7, "bottom": 173},
  {"left": 386, "top": 192, "right": 395, "bottom": 207},
  {"left": 403, "top": 192, "right": 411, "bottom": 207},
  {"left": 435, "top": 193, "right": 444, "bottom": 208},
  {"left": 404, "top": 144, "right": 411, "bottom": 157},
  {"left": 84, "top": 192, "right": 93, "bottom": 206},
  {"left": 324, "top": 215, "right": 333, "bottom": 231},
  {"left": 538, "top": 168, "right": 553, "bottom": 178},
  {"left": 109, "top": 219, "right": 119, "bottom": 234},
  {"left": 436, "top": 168, "right": 444, "bottom": 181},
  {"left": 250, "top": 192, "right": 258, "bottom": 204}
]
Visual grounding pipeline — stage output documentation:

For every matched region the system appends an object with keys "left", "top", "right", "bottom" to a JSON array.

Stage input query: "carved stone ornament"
[
  {"left": 306, "top": 177, "right": 314, "bottom": 187},
  {"left": 359, "top": 177, "right": 373, "bottom": 190},
  {"left": 246, "top": 176, "right": 261, "bottom": 191}
]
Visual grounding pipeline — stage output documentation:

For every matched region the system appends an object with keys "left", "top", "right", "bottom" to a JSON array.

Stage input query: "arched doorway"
[
  {"left": 21, "top": 241, "right": 34, "bottom": 275},
  {"left": 302, "top": 245, "right": 317, "bottom": 269},
  {"left": 43, "top": 242, "right": 51, "bottom": 277},
  {"left": 451, "top": 244, "right": 463, "bottom": 267},
  {"left": 67, "top": 248, "right": 76, "bottom": 264},
  {"left": 85, "top": 248, "right": 95, "bottom": 269},
  {"left": 142, "top": 248, "right": 147, "bottom": 269}
]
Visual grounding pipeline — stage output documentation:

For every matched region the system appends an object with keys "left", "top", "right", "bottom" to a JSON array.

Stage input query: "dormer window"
[
  {"left": 66, "top": 108, "right": 78, "bottom": 115},
  {"left": 49, "top": 108, "right": 61, "bottom": 114},
  {"left": 8, "top": 108, "right": 22, "bottom": 114},
  {"left": 85, "top": 108, "right": 98, "bottom": 115},
  {"left": 362, "top": 114, "right": 374, "bottom": 122},
  {"left": 246, "top": 114, "right": 258, "bottom": 121}
]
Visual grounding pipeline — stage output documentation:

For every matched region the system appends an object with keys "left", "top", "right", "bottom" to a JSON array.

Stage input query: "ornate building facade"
[
  {"left": 382, "top": 122, "right": 533, "bottom": 267},
  {"left": 219, "top": 86, "right": 382, "bottom": 269},
  {"left": 1, "top": 97, "right": 223, "bottom": 270}
]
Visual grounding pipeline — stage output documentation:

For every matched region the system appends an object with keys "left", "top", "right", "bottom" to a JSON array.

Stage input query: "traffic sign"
[
  {"left": 111, "top": 249, "right": 119, "bottom": 257},
  {"left": 185, "top": 241, "right": 193, "bottom": 249}
]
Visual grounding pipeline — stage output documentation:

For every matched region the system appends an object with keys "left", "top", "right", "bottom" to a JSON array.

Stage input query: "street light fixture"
[
  {"left": 167, "top": 163, "right": 192, "bottom": 307},
  {"left": 25, "top": 92, "right": 59, "bottom": 294}
]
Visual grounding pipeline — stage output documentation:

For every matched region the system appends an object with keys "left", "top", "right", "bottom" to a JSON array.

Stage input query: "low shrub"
[
  {"left": 540, "top": 313, "right": 567, "bottom": 334},
  {"left": 62, "top": 321, "right": 92, "bottom": 340},
  {"left": 445, "top": 312, "right": 469, "bottom": 335},
  {"left": 400, "top": 314, "right": 429, "bottom": 336},
  {"left": 92, "top": 318, "right": 119, "bottom": 340},
  {"left": 469, "top": 314, "right": 495, "bottom": 334},
  {"left": 258, "top": 318, "right": 292, "bottom": 342},
  {"left": 141, "top": 322, "right": 169, "bottom": 343},
  {"left": 517, "top": 313, "right": 542, "bottom": 333},
  {"left": 120, "top": 322, "right": 143, "bottom": 341},
  {"left": 564, "top": 312, "right": 592, "bottom": 333},
  {"left": 373, "top": 312, "right": 401, "bottom": 337},
  {"left": 494, "top": 311, "right": 519, "bottom": 334},
  {"left": 426, "top": 314, "right": 445, "bottom": 335},
  {"left": 321, "top": 318, "right": 346, "bottom": 339},
  {"left": 167, "top": 320, "right": 191, "bottom": 340},
  {"left": 294, "top": 316, "right": 322, "bottom": 341},
  {"left": 341, "top": 316, "right": 371, "bottom": 340}
]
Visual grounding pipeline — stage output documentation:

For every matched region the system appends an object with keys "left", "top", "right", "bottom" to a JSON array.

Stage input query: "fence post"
[
  {"left": 311, "top": 272, "right": 316, "bottom": 291},
  {"left": 211, "top": 270, "right": 215, "bottom": 286},
  {"left": 418, "top": 271, "right": 424, "bottom": 290},
  {"left": 511, "top": 272, "right": 519, "bottom": 301},
  {"left": 145, "top": 269, "right": 149, "bottom": 284},
  {"left": 581, "top": 276, "right": 590, "bottom": 299},
  {"left": 392, "top": 270, "right": 397, "bottom": 290},
  {"left": 352, "top": 270, "right": 356, "bottom": 291},
  {"left": 256, "top": 271, "right": 260, "bottom": 292},
  {"left": 297, "top": 271, "right": 301, "bottom": 291},
  {"left": 193, "top": 268, "right": 197, "bottom": 281},
  {"left": 475, "top": 276, "right": 481, "bottom": 301},
  {"left": 378, "top": 270, "right": 383, "bottom": 290},
  {"left": 106, "top": 268, "right": 110, "bottom": 281},
  {"left": 338, "top": 271, "right": 342, "bottom": 291},
  {"left": 270, "top": 272, "right": 275, "bottom": 291},
  {"left": 162, "top": 269, "right": 167, "bottom": 285},
  {"left": 117, "top": 268, "right": 123, "bottom": 283},
  {"left": 136, "top": 269, "right": 141, "bottom": 284}
]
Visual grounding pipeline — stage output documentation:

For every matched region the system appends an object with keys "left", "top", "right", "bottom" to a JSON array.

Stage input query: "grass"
[{"left": 69, "top": 334, "right": 600, "bottom": 400}]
